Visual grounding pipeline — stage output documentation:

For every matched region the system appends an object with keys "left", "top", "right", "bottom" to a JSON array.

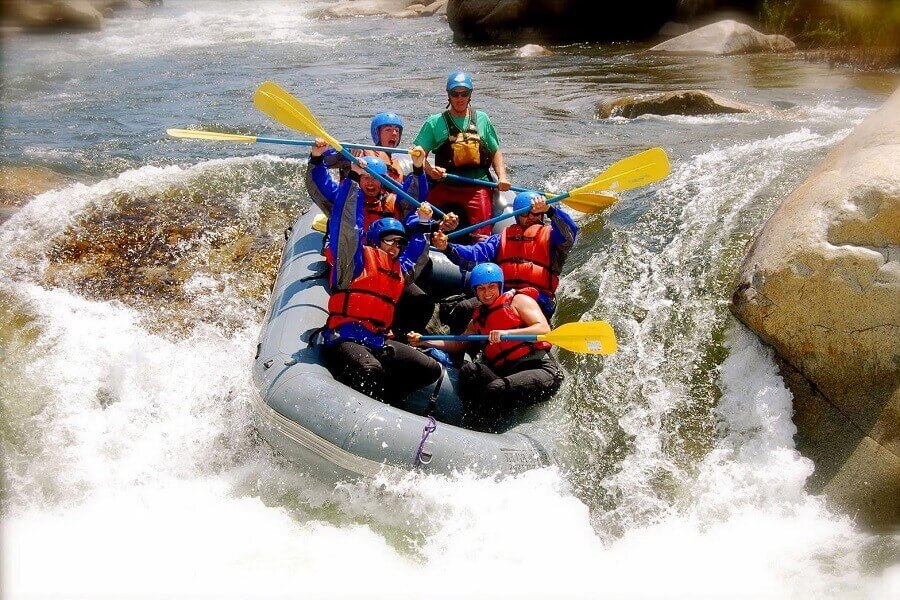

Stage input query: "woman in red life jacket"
[
  {"left": 322, "top": 166, "right": 441, "bottom": 404},
  {"left": 413, "top": 72, "right": 510, "bottom": 241},
  {"left": 409, "top": 263, "right": 563, "bottom": 430},
  {"left": 432, "top": 190, "right": 578, "bottom": 332}
]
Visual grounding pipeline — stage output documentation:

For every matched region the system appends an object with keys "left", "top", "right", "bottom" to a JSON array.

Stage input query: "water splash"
[{"left": 557, "top": 126, "right": 855, "bottom": 536}]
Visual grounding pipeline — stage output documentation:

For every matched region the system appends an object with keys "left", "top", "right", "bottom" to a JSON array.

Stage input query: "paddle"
[
  {"left": 441, "top": 172, "right": 616, "bottom": 215},
  {"left": 442, "top": 172, "right": 535, "bottom": 194},
  {"left": 168, "top": 129, "right": 618, "bottom": 215},
  {"left": 418, "top": 321, "right": 617, "bottom": 355},
  {"left": 252, "top": 81, "right": 445, "bottom": 218},
  {"left": 167, "top": 128, "right": 408, "bottom": 154},
  {"left": 446, "top": 147, "right": 670, "bottom": 240}
]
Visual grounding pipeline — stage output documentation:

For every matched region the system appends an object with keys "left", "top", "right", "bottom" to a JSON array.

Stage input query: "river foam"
[{"left": 2, "top": 299, "right": 888, "bottom": 599}]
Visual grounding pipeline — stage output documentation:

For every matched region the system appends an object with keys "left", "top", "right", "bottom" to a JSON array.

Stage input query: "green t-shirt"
[{"left": 413, "top": 109, "right": 500, "bottom": 182}]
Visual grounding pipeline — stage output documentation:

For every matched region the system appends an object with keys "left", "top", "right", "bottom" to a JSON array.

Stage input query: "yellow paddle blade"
[
  {"left": 311, "top": 213, "right": 328, "bottom": 233},
  {"left": 561, "top": 191, "right": 618, "bottom": 213},
  {"left": 256, "top": 81, "right": 323, "bottom": 131},
  {"left": 538, "top": 321, "right": 617, "bottom": 355},
  {"left": 166, "top": 128, "right": 258, "bottom": 143},
  {"left": 573, "top": 147, "right": 670, "bottom": 196},
  {"left": 253, "top": 81, "right": 343, "bottom": 150}
]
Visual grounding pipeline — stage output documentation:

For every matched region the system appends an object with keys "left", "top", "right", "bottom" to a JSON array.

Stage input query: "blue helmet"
[
  {"left": 513, "top": 191, "right": 541, "bottom": 213},
  {"left": 370, "top": 112, "right": 404, "bottom": 145},
  {"left": 361, "top": 156, "right": 388, "bottom": 178},
  {"left": 366, "top": 217, "right": 406, "bottom": 246},
  {"left": 469, "top": 262, "right": 504, "bottom": 292},
  {"left": 446, "top": 71, "right": 473, "bottom": 92}
]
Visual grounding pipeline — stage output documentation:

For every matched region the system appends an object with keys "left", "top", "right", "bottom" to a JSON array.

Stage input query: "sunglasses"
[
  {"left": 449, "top": 90, "right": 471, "bottom": 98},
  {"left": 380, "top": 236, "right": 407, "bottom": 247}
]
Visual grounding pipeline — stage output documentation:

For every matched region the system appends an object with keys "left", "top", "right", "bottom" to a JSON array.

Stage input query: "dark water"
[{"left": 1, "top": 1, "right": 897, "bottom": 597}]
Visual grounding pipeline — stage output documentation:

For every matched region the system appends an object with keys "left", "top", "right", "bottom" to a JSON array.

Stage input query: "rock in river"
[
  {"left": 596, "top": 90, "right": 757, "bottom": 119},
  {"left": 649, "top": 19, "right": 795, "bottom": 55},
  {"left": 731, "top": 86, "right": 900, "bottom": 530}
]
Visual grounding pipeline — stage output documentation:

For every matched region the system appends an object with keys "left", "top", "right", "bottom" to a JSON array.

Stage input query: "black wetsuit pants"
[
  {"left": 392, "top": 283, "right": 435, "bottom": 339},
  {"left": 322, "top": 339, "right": 441, "bottom": 403},
  {"left": 458, "top": 352, "right": 563, "bottom": 429}
]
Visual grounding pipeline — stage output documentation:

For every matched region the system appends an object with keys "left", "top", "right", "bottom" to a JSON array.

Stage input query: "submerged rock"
[
  {"left": 731, "top": 86, "right": 900, "bottom": 530},
  {"left": 595, "top": 90, "right": 757, "bottom": 118},
  {"left": 43, "top": 177, "right": 295, "bottom": 333},
  {"left": 0, "top": 166, "right": 73, "bottom": 206},
  {"left": 648, "top": 19, "right": 795, "bottom": 55},
  {"left": 0, "top": 166, "right": 73, "bottom": 224},
  {"left": 514, "top": 43, "right": 553, "bottom": 57}
]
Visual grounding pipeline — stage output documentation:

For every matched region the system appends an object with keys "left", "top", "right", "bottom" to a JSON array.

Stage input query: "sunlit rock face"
[
  {"left": 648, "top": 20, "right": 795, "bottom": 55},
  {"left": 311, "top": 0, "right": 444, "bottom": 19},
  {"left": 2, "top": 1, "right": 162, "bottom": 32},
  {"left": 731, "top": 87, "right": 900, "bottom": 530}
]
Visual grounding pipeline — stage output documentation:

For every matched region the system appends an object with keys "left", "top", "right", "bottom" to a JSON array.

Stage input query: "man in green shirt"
[{"left": 413, "top": 71, "right": 510, "bottom": 240}]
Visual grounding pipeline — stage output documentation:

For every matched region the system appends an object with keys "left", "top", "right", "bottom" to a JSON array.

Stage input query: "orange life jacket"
[
  {"left": 362, "top": 193, "right": 401, "bottom": 232},
  {"left": 358, "top": 149, "right": 404, "bottom": 184},
  {"left": 470, "top": 288, "right": 551, "bottom": 370},
  {"left": 326, "top": 245, "right": 404, "bottom": 334},
  {"left": 497, "top": 224, "right": 558, "bottom": 298}
]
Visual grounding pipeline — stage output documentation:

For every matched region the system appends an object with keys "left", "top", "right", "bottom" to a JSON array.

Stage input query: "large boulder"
[
  {"left": 648, "top": 19, "right": 795, "bottom": 54},
  {"left": 3, "top": 0, "right": 160, "bottom": 31},
  {"left": 731, "top": 87, "right": 900, "bottom": 530},
  {"left": 55, "top": 0, "right": 105, "bottom": 29},
  {"left": 596, "top": 90, "right": 757, "bottom": 119},
  {"left": 447, "top": 0, "right": 679, "bottom": 43}
]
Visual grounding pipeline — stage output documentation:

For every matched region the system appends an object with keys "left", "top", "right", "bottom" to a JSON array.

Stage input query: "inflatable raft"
[{"left": 251, "top": 188, "right": 559, "bottom": 480}]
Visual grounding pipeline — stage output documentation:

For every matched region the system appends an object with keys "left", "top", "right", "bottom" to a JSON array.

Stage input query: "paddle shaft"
[
  {"left": 442, "top": 172, "right": 535, "bottom": 194},
  {"left": 336, "top": 148, "right": 446, "bottom": 219},
  {"left": 168, "top": 129, "right": 408, "bottom": 153},
  {"left": 447, "top": 190, "right": 570, "bottom": 240},
  {"left": 418, "top": 334, "right": 540, "bottom": 342},
  {"left": 419, "top": 320, "right": 617, "bottom": 355},
  {"left": 257, "top": 136, "right": 408, "bottom": 154}
]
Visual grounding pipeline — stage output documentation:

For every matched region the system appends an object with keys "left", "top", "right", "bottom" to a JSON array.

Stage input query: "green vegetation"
[{"left": 760, "top": 0, "right": 900, "bottom": 69}]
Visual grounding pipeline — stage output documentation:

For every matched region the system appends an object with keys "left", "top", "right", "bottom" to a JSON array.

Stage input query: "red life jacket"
[
  {"left": 326, "top": 245, "right": 404, "bottom": 334},
  {"left": 497, "top": 224, "right": 558, "bottom": 298},
  {"left": 470, "top": 288, "right": 551, "bottom": 369},
  {"left": 358, "top": 149, "right": 404, "bottom": 184},
  {"left": 362, "top": 193, "right": 401, "bottom": 232}
]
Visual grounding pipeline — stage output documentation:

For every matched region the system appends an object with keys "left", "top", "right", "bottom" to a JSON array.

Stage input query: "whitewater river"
[{"left": 1, "top": 1, "right": 898, "bottom": 597}]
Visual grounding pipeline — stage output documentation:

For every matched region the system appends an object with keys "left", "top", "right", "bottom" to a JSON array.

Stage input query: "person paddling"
[
  {"left": 306, "top": 137, "right": 430, "bottom": 233},
  {"left": 432, "top": 190, "right": 578, "bottom": 329},
  {"left": 409, "top": 263, "right": 563, "bottom": 429},
  {"left": 414, "top": 71, "right": 510, "bottom": 241},
  {"left": 322, "top": 169, "right": 442, "bottom": 403}
]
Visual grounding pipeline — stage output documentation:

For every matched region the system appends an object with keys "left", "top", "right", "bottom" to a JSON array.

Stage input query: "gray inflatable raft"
[{"left": 251, "top": 195, "right": 559, "bottom": 480}]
